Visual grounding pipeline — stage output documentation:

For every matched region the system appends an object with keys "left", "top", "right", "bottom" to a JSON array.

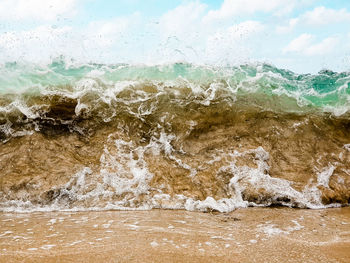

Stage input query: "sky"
[{"left": 0, "top": 0, "right": 350, "bottom": 73}]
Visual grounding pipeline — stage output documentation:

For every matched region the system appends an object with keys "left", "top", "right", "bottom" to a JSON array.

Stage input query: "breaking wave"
[{"left": 0, "top": 59, "right": 349, "bottom": 212}]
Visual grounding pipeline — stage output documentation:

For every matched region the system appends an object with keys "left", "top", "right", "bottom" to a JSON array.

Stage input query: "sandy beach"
[{"left": 0, "top": 207, "right": 349, "bottom": 262}]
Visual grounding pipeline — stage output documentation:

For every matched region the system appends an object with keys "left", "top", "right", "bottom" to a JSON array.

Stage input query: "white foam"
[
  {"left": 287, "top": 220, "right": 304, "bottom": 232},
  {"left": 0, "top": 138, "right": 338, "bottom": 212},
  {"left": 48, "top": 219, "right": 57, "bottom": 224},
  {"left": 150, "top": 241, "right": 159, "bottom": 247},
  {"left": 258, "top": 224, "right": 287, "bottom": 236},
  {"left": 40, "top": 244, "right": 56, "bottom": 250},
  {"left": 317, "top": 165, "right": 335, "bottom": 188},
  {"left": 344, "top": 144, "right": 350, "bottom": 152},
  {"left": 258, "top": 220, "right": 304, "bottom": 238}
]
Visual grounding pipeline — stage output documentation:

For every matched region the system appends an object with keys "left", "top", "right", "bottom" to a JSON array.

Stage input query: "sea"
[{"left": 0, "top": 58, "right": 349, "bottom": 212}]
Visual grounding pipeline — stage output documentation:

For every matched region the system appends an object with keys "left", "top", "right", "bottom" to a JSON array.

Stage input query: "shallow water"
[{"left": 0, "top": 208, "right": 349, "bottom": 262}]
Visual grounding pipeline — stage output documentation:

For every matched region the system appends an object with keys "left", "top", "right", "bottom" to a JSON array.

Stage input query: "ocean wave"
[{"left": 0, "top": 59, "right": 349, "bottom": 212}]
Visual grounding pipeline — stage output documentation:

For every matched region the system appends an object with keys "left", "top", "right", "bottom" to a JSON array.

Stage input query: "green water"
[{"left": 0, "top": 59, "right": 349, "bottom": 115}]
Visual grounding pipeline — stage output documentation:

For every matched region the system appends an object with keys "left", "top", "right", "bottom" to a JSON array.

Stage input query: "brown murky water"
[
  {"left": 0, "top": 207, "right": 349, "bottom": 262},
  {"left": 1, "top": 108, "right": 350, "bottom": 212}
]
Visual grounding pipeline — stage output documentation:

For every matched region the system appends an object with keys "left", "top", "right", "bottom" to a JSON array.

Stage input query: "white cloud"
[
  {"left": 159, "top": 1, "right": 207, "bottom": 39},
  {"left": 204, "top": 0, "right": 302, "bottom": 22},
  {"left": 0, "top": 0, "right": 78, "bottom": 21},
  {"left": 283, "top": 33, "right": 313, "bottom": 53},
  {"left": 301, "top": 6, "right": 350, "bottom": 26},
  {"left": 84, "top": 14, "right": 138, "bottom": 48},
  {"left": 306, "top": 37, "right": 339, "bottom": 56},
  {"left": 276, "top": 18, "right": 298, "bottom": 33},
  {"left": 283, "top": 34, "right": 339, "bottom": 56},
  {"left": 277, "top": 6, "right": 350, "bottom": 33}
]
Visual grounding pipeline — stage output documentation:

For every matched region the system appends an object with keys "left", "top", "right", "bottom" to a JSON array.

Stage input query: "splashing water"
[{"left": 0, "top": 59, "right": 349, "bottom": 212}]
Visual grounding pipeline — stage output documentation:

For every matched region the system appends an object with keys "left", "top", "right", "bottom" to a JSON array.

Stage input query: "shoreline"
[{"left": 1, "top": 207, "right": 349, "bottom": 262}]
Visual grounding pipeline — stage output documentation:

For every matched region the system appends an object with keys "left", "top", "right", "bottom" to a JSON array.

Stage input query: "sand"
[{"left": 0, "top": 207, "right": 349, "bottom": 262}]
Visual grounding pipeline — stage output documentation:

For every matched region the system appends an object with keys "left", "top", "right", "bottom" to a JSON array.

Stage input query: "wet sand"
[{"left": 0, "top": 207, "right": 349, "bottom": 263}]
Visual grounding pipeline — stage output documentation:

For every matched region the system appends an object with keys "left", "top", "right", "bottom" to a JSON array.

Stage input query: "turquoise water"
[{"left": 0, "top": 59, "right": 349, "bottom": 115}]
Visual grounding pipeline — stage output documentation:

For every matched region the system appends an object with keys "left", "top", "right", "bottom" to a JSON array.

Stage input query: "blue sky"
[{"left": 0, "top": 0, "right": 350, "bottom": 73}]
